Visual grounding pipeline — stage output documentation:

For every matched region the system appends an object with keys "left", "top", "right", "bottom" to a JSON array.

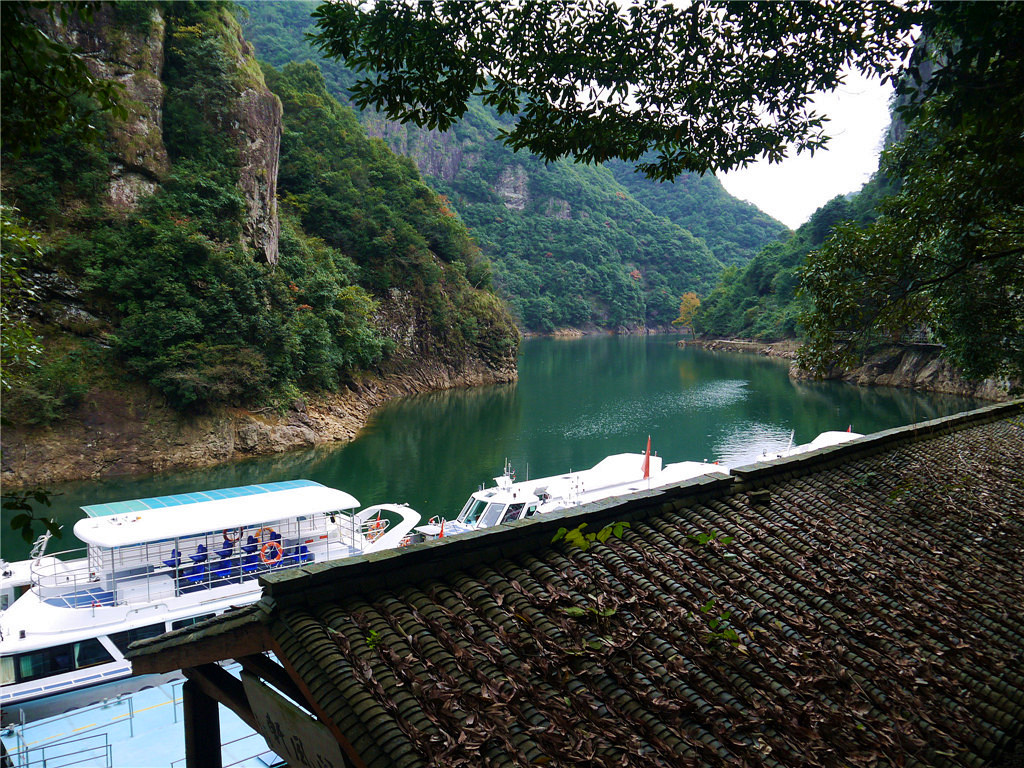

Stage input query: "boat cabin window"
[
  {"left": 479, "top": 503, "right": 506, "bottom": 529},
  {"left": 172, "top": 613, "right": 215, "bottom": 631},
  {"left": 503, "top": 503, "right": 526, "bottom": 522},
  {"left": 459, "top": 499, "right": 488, "bottom": 526},
  {"left": 525, "top": 505, "right": 538, "bottom": 518},
  {"left": 109, "top": 623, "right": 167, "bottom": 654},
  {"left": 3, "top": 639, "right": 114, "bottom": 684}
]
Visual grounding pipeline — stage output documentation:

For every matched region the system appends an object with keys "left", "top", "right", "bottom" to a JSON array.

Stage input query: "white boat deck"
[{"left": 1, "top": 668, "right": 280, "bottom": 768}]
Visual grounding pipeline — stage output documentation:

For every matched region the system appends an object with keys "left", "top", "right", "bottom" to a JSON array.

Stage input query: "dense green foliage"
[
  {"left": 694, "top": 179, "right": 894, "bottom": 341},
  {"left": 310, "top": 1, "right": 920, "bottom": 181},
  {"left": 1, "top": 1, "right": 514, "bottom": 420},
  {"left": 241, "top": 2, "right": 787, "bottom": 332},
  {"left": 0, "top": 206, "right": 44, "bottom": 392},
  {"left": 800, "top": 3, "right": 1024, "bottom": 382},
  {"left": 606, "top": 160, "right": 788, "bottom": 266},
  {"left": 266, "top": 60, "right": 518, "bottom": 367},
  {"left": 0, "top": 2, "right": 127, "bottom": 155}
]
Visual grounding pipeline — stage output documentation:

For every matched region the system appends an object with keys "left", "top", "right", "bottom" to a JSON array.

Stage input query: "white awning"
[{"left": 74, "top": 484, "right": 360, "bottom": 548}]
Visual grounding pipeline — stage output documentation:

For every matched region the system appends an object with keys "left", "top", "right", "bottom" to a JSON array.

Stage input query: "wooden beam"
[
  {"left": 183, "top": 678, "right": 222, "bottom": 768},
  {"left": 184, "top": 664, "right": 259, "bottom": 732},
  {"left": 131, "top": 618, "right": 273, "bottom": 675},
  {"left": 238, "top": 653, "right": 310, "bottom": 710}
]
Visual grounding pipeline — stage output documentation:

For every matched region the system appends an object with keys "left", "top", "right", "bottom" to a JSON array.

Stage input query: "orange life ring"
[
  {"left": 223, "top": 527, "right": 242, "bottom": 544},
  {"left": 256, "top": 526, "right": 276, "bottom": 543},
  {"left": 259, "top": 540, "right": 283, "bottom": 565}
]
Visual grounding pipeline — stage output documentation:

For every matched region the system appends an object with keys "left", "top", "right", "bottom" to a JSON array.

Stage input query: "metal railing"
[
  {"left": 26, "top": 524, "right": 362, "bottom": 609},
  {"left": 4, "top": 733, "right": 112, "bottom": 768}
]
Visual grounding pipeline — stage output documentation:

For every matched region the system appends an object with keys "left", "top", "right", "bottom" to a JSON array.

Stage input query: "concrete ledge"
[
  {"left": 261, "top": 471, "right": 734, "bottom": 607},
  {"left": 730, "top": 399, "right": 1022, "bottom": 489}
]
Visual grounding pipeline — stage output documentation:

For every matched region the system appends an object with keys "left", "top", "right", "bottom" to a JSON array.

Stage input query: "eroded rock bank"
[
  {"left": 0, "top": 358, "right": 515, "bottom": 489},
  {"left": 680, "top": 338, "right": 1014, "bottom": 401}
]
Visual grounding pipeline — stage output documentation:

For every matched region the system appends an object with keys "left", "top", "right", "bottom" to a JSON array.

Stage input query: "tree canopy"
[
  {"left": 0, "top": 2, "right": 126, "bottom": 155},
  {"left": 799, "top": 2, "right": 1024, "bottom": 383},
  {"left": 314, "top": 0, "right": 1021, "bottom": 380},
  {"left": 311, "top": 0, "right": 921, "bottom": 180}
]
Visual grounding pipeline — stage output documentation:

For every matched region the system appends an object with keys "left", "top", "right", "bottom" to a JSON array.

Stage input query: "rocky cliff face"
[
  {"left": 222, "top": 16, "right": 282, "bottom": 264},
  {"left": 362, "top": 116, "right": 473, "bottom": 182},
  {"left": 803, "top": 344, "right": 1015, "bottom": 401},
  {"left": 50, "top": 5, "right": 170, "bottom": 210},
  {"left": 44, "top": 5, "right": 281, "bottom": 262}
]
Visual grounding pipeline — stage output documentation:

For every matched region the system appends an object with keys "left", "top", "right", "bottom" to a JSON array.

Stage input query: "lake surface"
[{"left": 1, "top": 336, "right": 984, "bottom": 561}]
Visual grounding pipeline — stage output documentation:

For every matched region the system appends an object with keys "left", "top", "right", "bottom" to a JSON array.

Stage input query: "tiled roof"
[{"left": 257, "top": 403, "right": 1024, "bottom": 768}]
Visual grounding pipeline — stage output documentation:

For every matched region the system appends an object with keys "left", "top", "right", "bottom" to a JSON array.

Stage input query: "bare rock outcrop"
[
  {"left": 225, "top": 24, "right": 282, "bottom": 264},
  {"left": 812, "top": 344, "right": 1014, "bottom": 401},
  {"left": 364, "top": 118, "right": 473, "bottom": 182},
  {"left": 47, "top": 5, "right": 170, "bottom": 210},
  {"left": 495, "top": 165, "right": 530, "bottom": 211}
]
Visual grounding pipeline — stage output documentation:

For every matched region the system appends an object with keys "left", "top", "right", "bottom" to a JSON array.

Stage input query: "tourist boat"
[
  {"left": 0, "top": 479, "right": 419, "bottom": 713},
  {"left": 765, "top": 428, "right": 864, "bottom": 460},
  {"left": 411, "top": 448, "right": 729, "bottom": 540},
  {"left": 411, "top": 428, "right": 865, "bottom": 542},
  {"left": 1, "top": 662, "right": 276, "bottom": 767}
]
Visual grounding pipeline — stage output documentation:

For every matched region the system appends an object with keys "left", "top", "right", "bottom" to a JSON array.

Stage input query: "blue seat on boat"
[
  {"left": 241, "top": 553, "right": 261, "bottom": 575},
  {"left": 215, "top": 538, "right": 233, "bottom": 559},
  {"left": 211, "top": 557, "right": 235, "bottom": 582},
  {"left": 162, "top": 549, "right": 181, "bottom": 570},
  {"left": 189, "top": 544, "right": 208, "bottom": 564},
  {"left": 296, "top": 545, "right": 312, "bottom": 564},
  {"left": 184, "top": 563, "right": 207, "bottom": 584},
  {"left": 241, "top": 535, "right": 258, "bottom": 555}
]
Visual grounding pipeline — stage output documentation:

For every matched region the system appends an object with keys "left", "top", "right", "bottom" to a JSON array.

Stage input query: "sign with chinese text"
[{"left": 241, "top": 670, "right": 347, "bottom": 768}]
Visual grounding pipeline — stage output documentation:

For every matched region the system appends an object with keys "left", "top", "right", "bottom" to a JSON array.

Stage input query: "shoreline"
[
  {"left": 680, "top": 337, "right": 1013, "bottom": 402},
  {"left": 0, "top": 357, "right": 516, "bottom": 490}
]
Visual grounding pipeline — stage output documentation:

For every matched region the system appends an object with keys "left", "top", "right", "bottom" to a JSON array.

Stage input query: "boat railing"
[
  {"left": 27, "top": 536, "right": 342, "bottom": 609},
  {"left": 3, "top": 732, "right": 113, "bottom": 768}
]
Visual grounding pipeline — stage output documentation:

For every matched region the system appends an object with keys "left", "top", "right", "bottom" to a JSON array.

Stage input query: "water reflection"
[{"left": 1, "top": 336, "right": 985, "bottom": 561}]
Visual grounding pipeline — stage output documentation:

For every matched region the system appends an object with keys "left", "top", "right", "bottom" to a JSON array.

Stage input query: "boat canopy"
[{"left": 74, "top": 480, "right": 360, "bottom": 548}]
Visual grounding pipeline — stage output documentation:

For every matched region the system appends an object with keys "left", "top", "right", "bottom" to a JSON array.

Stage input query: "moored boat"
[
  {"left": 412, "top": 449, "right": 729, "bottom": 540},
  {"left": 0, "top": 479, "right": 418, "bottom": 715}
]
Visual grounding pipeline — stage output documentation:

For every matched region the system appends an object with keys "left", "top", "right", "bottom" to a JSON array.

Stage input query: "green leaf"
[{"left": 563, "top": 606, "right": 587, "bottom": 617}]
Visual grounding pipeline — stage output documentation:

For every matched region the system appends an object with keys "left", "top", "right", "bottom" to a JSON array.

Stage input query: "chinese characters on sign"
[{"left": 241, "top": 671, "right": 347, "bottom": 768}]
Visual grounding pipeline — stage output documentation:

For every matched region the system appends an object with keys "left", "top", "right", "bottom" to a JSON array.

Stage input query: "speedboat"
[
  {"left": 0, "top": 479, "right": 418, "bottom": 713},
  {"left": 412, "top": 428, "right": 864, "bottom": 542},
  {"left": 412, "top": 449, "right": 729, "bottom": 540},
  {"left": 765, "top": 429, "right": 864, "bottom": 460}
]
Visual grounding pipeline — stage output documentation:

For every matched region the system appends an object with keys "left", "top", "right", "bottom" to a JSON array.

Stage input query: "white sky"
[{"left": 718, "top": 71, "right": 894, "bottom": 230}]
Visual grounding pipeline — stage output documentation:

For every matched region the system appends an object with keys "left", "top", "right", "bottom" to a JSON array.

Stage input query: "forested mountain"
[
  {"left": 1, "top": 2, "right": 516, "bottom": 426},
  {"left": 694, "top": 174, "right": 897, "bottom": 340},
  {"left": 605, "top": 160, "right": 788, "bottom": 267},
  {"left": 239, "top": 2, "right": 789, "bottom": 332}
]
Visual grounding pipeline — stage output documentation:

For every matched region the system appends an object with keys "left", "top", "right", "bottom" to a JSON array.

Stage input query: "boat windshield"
[
  {"left": 503, "top": 503, "right": 526, "bottom": 522},
  {"left": 459, "top": 498, "right": 488, "bottom": 526},
  {"left": 479, "top": 503, "right": 506, "bottom": 529}
]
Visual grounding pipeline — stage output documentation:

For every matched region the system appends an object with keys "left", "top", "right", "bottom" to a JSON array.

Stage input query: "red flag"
[
  {"left": 847, "top": 425, "right": 852, "bottom": 432},
  {"left": 642, "top": 435, "right": 651, "bottom": 479},
  {"left": 439, "top": 519, "right": 445, "bottom": 538}
]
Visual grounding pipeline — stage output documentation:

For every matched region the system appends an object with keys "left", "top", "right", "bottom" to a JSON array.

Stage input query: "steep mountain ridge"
[
  {"left": 239, "top": 1, "right": 789, "bottom": 332},
  {"left": 1, "top": 1, "right": 518, "bottom": 486}
]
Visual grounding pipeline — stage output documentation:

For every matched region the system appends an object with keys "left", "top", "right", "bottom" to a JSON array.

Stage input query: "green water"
[{"left": 1, "top": 336, "right": 983, "bottom": 561}]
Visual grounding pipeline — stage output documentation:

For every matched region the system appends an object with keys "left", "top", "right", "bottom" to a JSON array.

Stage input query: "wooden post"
[{"left": 183, "top": 678, "right": 222, "bottom": 768}]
